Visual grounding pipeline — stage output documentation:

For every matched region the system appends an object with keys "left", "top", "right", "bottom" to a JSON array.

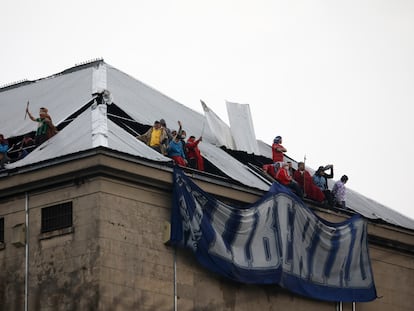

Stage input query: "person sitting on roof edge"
[
  {"left": 293, "top": 162, "right": 325, "bottom": 203},
  {"left": 26, "top": 105, "right": 58, "bottom": 146},
  {"left": 16, "top": 135, "right": 35, "bottom": 160},
  {"left": 186, "top": 135, "right": 204, "bottom": 171},
  {"left": 275, "top": 162, "right": 303, "bottom": 198},
  {"left": 313, "top": 164, "right": 334, "bottom": 207},
  {"left": 167, "top": 133, "right": 187, "bottom": 167},
  {"left": 136, "top": 120, "right": 168, "bottom": 154},
  {"left": 286, "top": 161, "right": 295, "bottom": 176}
]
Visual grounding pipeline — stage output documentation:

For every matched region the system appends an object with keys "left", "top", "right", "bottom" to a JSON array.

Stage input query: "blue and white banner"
[{"left": 170, "top": 168, "right": 377, "bottom": 302}]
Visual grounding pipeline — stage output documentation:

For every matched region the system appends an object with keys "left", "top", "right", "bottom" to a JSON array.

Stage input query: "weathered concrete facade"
[{"left": 1, "top": 151, "right": 413, "bottom": 311}]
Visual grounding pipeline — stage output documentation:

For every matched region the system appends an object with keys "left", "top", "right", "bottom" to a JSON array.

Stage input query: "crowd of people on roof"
[
  {"left": 136, "top": 119, "right": 204, "bottom": 171},
  {"left": 263, "top": 135, "right": 349, "bottom": 209},
  {"left": 1, "top": 102, "right": 206, "bottom": 172},
  {"left": 1, "top": 103, "right": 349, "bottom": 210}
]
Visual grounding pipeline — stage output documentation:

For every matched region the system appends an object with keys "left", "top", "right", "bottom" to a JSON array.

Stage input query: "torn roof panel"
[
  {"left": 226, "top": 101, "right": 259, "bottom": 154},
  {"left": 106, "top": 65, "right": 221, "bottom": 146}
]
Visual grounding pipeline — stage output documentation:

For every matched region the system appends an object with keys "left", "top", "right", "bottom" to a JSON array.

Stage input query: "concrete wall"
[
  {"left": 0, "top": 162, "right": 413, "bottom": 311},
  {"left": 95, "top": 177, "right": 336, "bottom": 311},
  {"left": 0, "top": 181, "right": 101, "bottom": 311}
]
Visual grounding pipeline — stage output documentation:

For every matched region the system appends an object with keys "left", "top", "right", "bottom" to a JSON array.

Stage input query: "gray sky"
[{"left": 2, "top": 0, "right": 414, "bottom": 219}]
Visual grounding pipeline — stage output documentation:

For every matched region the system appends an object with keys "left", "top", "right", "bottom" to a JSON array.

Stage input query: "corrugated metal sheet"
[{"left": 1, "top": 60, "right": 414, "bottom": 230}]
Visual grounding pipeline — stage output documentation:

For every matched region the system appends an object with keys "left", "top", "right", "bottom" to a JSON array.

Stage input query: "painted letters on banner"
[{"left": 170, "top": 167, "right": 377, "bottom": 302}]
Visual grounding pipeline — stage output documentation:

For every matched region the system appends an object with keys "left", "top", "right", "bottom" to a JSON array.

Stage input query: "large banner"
[{"left": 170, "top": 167, "right": 377, "bottom": 302}]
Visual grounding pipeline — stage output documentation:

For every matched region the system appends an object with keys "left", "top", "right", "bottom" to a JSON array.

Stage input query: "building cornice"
[{"left": 1, "top": 147, "right": 413, "bottom": 254}]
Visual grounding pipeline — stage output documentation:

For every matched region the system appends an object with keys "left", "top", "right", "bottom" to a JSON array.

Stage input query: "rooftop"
[{"left": 1, "top": 59, "right": 413, "bottom": 231}]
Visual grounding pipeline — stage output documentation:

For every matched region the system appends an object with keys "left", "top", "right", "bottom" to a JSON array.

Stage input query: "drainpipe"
[
  {"left": 25, "top": 192, "right": 29, "bottom": 311},
  {"left": 173, "top": 247, "right": 177, "bottom": 311}
]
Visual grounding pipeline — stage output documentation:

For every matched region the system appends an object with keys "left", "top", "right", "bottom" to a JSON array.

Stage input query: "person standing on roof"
[
  {"left": 160, "top": 118, "right": 173, "bottom": 142},
  {"left": 26, "top": 105, "right": 58, "bottom": 146},
  {"left": 179, "top": 129, "right": 187, "bottom": 153},
  {"left": 332, "top": 175, "right": 349, "bottom": 209},
  {"left": 166, "top": 120, "right": 183, "bottom": 148},
  {"left": 186, "top": 135, "right": 204, "bottom": 171},
  {"left": 313, "top": 164, "right": 334, "bottom": 206},
  {"left": 167, "top": 133, "right": 187, "bottom": 167},
  {"left": 0, "top": 134, "right": 10, "bottom": 169},
  {"left": 136, "top": 120, "right": 168, "bottom": 154},
  {"left": 272, "top": 135, "right": 287, "bottom": 165}
]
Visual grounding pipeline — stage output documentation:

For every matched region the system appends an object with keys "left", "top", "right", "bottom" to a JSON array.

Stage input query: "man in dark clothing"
[{"left": 313, "top": 165, "right": 334, "bottom": 206}]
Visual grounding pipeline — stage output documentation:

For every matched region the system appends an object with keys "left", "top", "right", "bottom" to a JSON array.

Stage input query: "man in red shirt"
[
  {"left": 272, "top": 136, "right": 287, "bottom": 164},
  {"left": 185, "top": 136, "right": 204, "bottom": 171},
  {"left": 276, "top": 162, "right": 303, "bottom": 198}
]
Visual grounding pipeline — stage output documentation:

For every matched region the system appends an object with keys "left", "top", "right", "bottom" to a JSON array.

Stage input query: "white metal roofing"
[{"left": 1, "top": 60, "right": 413, "bottom": 230}]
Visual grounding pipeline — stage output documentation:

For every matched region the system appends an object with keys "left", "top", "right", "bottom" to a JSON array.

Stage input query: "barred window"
[
  {"left": 0, "top": 218, "right": 4, "bottom": 243},
  {"left": 41, "top": 202, "right": 73, "bottom": 233}
]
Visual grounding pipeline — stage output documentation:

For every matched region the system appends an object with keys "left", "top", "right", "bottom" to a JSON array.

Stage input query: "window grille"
[
  {"left": 41, "top": 202, "right": 73, "bottom": 233},
  {"left": 0, "top": 218, "right": 4, "bottom": 243}
]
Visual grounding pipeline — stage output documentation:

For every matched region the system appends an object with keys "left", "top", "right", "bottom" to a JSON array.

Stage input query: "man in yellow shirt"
[{"left": 137, "top": 120, "right": 168, "bottom": 154}]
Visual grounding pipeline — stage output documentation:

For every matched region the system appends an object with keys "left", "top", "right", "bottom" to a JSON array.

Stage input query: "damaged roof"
[{"left": 1, "top": 59, "right": 413, "bottom": 230}]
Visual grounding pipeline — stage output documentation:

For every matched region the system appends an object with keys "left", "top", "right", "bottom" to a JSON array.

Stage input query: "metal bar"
[
  {"left": 24, "top": 192, "right": 29, "bottom": 311},
  {"left": 174, "top": 247, "right": 177, "bottom": 311}
]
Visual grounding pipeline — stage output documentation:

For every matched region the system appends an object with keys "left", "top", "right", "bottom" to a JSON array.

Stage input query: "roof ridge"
[{"left": 0, "top": 58, "right": 104, "bottom": 93}]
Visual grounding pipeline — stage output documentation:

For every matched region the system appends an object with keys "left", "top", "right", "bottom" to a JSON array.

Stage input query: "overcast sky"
[{"left": 2, "top": 0, "right": 414, "bottom": 220}]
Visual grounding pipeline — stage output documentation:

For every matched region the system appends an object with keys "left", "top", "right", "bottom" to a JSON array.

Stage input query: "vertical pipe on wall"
[
  {"left": 24, "top": 192, "right": 29, "bottom": 311},
  {"left": 336, "top": 301, "right": 343, "bottom": 311},
  {"left": 173, "top": 247, "right": 177, "bottom": 311}
]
